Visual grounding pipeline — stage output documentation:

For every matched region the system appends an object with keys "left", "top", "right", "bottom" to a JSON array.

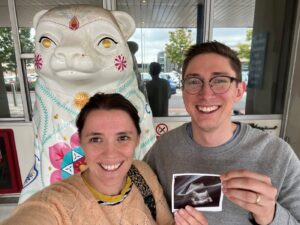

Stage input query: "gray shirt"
[{"left": 144, "top": 122, "right": 300, "bottom": 225}]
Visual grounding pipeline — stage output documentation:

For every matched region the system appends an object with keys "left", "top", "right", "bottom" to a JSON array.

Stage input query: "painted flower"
[
  {"left": 49, "top": 132, "right": 81, "bottom": 183},
  {"left": 114, "top": 54, "right": 127, "bottom": 71},
  {"left": 34, "top": 53, "right": 43, "bottom": 70}
]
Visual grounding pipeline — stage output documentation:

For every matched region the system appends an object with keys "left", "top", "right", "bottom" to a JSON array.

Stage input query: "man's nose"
[{"left": 198, "top": 82, "right": 214, "bottom": 95}]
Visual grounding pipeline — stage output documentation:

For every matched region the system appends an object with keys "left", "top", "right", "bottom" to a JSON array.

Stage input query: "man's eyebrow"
[
  {"left": 211, "top": 72, "right": 231, "bottom": 76},
  {"left": 185, "top": 73, "right": 201, "bottom": 77}
]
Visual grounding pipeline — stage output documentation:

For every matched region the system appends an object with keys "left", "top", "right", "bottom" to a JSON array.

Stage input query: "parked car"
[
  {"left": 242, "top": 70, "right": 248, "bottom": 85},
  {"left": 159, "top": 73, "right": 177, "bottom": 95},
  {"left": 4, "top": 75, "right": 16, "bottom": 85},
  {"left": 160, "top": 72, "right": 180, "bottom": 87},
  {"left": 141, "top": 72, "right": 176, "bottom": 95}
]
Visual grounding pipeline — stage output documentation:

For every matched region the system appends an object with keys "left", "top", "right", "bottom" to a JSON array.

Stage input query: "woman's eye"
[
  {"left": 39, "top": 37, "right": 56, "bottom": 49},
  {"left": 98, "top": 37, "right": 117, "bottom": 49},
  {"left": 118, "top": 135, "right": 129, "bottom": 142},
  {"left": 89, "top": 137, "right": 102, "bottom": 143}
]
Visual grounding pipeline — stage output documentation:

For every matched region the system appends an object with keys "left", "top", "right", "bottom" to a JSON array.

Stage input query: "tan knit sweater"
[{"left": 2, "top": 161, "right": 174, "bottom": 225}]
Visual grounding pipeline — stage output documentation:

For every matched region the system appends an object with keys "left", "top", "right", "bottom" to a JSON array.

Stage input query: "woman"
[{"left": 2, "top": 93, "right": 174, "bottom": 225}]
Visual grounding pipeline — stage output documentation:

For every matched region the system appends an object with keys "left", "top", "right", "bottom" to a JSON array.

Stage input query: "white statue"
[{"left": 20, "top": 5, "right": 156, "bottom": 202}]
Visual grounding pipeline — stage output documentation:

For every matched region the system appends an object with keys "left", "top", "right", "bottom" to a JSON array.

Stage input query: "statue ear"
[
  {"left": 111, "top": 11, "right": 136, "bottom": 40},
  {"left": 33, "top": 10, "right": 48, "bottom": 29}
]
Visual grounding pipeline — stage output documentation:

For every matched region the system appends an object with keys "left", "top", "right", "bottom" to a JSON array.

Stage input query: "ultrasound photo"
[{"left": 172, "top": 173, "right": 223, "bottom": 212}]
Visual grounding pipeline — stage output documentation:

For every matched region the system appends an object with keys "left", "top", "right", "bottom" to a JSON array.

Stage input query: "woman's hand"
[
  {"left": 174, "top": 205, "right": 208, "bottom": 225},
  {"left": 221, "top": 169, "right": 277, "bottom": 225}
]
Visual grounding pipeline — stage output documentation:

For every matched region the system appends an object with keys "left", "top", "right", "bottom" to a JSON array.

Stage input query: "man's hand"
[
  {"left": 221, "top": 170, "right": 277, "bottom": 225},
  {"left": 174, "top": 205, "right": 208, "bottom": 225}
]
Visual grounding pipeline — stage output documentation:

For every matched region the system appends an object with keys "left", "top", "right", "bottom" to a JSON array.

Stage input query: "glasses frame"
[{"left": 182, "top": 75, "right": 241, "bottom": 95}]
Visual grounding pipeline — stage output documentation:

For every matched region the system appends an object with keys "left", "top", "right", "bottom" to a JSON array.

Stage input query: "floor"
[
  {"left": 0, "top": 204, "right": 16, "bottom": 223},
  {"left": 0, "top": 195, "right": 18, "bottom": 223}
]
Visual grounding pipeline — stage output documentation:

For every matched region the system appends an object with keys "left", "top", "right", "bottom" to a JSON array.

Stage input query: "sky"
[{"left": 129, "top": 27, "right": 248, "bottom": 64}]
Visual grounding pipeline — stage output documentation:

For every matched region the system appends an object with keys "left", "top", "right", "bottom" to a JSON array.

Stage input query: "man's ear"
[
  {"left": 235, "top": 81, "right": 246, "bottom": 102},
  {"left": 111, "top": 11, "right": 136, "bottom": 40}
]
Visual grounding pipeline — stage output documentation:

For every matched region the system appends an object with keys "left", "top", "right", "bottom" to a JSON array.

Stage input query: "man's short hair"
[
  {"left": 182, "top": 41, "right": 242, "bottom": 80},
  {"left": 149, "top": 62, "right": 162, "bottom": 76}
]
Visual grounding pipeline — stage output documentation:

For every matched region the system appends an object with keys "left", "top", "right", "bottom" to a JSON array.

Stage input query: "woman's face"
[{"left": 80, "top": 109, "right": 139, "bottom": 193}]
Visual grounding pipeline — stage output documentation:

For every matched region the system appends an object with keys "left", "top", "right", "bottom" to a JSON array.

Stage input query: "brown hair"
[
  {"left": 182, "top": 41, "right": 242, "bottom": 80},
  {"left": 76, "top": 93, "right": 141, "bottom": 137}
]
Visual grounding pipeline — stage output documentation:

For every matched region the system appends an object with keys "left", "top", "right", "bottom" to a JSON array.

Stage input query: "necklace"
[{"left": 82, "top": 174, "right": 132, "bottom": 205}]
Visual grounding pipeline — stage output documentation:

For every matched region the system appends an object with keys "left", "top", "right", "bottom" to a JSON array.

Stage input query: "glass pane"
[
  {"left": 0, "top": 27, "right": 25, "bottom": 118},
  {"left": 129, "top": 28, "right": 194, "bottom": 116},
  {"left": 212, "top": 0, "right": 296, "bottom": 115}
]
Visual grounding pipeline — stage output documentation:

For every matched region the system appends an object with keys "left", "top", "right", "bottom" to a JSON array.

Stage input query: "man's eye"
[
  {"left": 188, "top": 78, "right": 201, "bottom": 85},
  {"left": 212, "top": 78, "right": 228, "bottom": 84},
  {"left": 89, "top": 137, "right": 101, "bottom": 143}
]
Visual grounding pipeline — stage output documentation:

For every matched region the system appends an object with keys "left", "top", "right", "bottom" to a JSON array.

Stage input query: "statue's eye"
[
  {"left": 98, "top": 37, "right": 118, "bottom": 49},
  {"left": 39, "top": 36, "right": 56, "bottom": 49}
]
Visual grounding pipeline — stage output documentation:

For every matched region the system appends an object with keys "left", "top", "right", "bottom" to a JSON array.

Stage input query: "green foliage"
[
  {"left": 0, "top": 27, "right": 34, "bottom": 73},
  {"left": 165, "top": 29, "right": 192, "bottom": 72},
  {"left": 237, "top": 29, "right": 253, "bottom": 62}
]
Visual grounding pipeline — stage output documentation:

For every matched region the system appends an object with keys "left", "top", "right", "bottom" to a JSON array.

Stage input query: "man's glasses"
[{"left": 182, "top": 75, "right": 240, "bottom": 95}]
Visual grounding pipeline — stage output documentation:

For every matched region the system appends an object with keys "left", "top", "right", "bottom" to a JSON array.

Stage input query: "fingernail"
[{"left": 186, "top": 205, "right": 192, "bottom": 211}]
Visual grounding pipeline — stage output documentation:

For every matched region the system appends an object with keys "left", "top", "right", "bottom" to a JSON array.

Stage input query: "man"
[
  {"left": 146, "top": 62, "right": 171, "bottom": 117},
  {"left": 144, "top": 41, "right": 300, "bottom": 225}
]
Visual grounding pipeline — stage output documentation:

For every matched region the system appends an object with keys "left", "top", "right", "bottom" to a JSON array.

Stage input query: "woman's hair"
[{"left": 76, "top": 93, "right": 141, "bottom": 137}]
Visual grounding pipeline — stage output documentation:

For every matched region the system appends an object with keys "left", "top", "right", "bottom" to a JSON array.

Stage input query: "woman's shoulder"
[
  {"left": 28, "top": 174, "right": 85, "bottom": 202},
  {"left": 132, "top": 160, "right": 154, "bottom": 176}
]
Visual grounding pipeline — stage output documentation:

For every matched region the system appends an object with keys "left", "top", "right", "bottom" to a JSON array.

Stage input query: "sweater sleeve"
[
  {"left": 269, "top": 146, "right": 300, "bottom": 225},
  {"left": 1, "top": 201, "right": 63, "bottom": 225}
]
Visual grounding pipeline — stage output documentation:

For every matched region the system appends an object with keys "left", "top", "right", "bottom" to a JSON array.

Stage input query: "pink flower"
[
  {"left": 114, "top": 55, "right": 127, "bottom": 71},
  {"left": 34, "top": 54, "right": 43, "bottom": 70},
  {"left": 49, "top": 132, "right": 80, "bottom": 183}
]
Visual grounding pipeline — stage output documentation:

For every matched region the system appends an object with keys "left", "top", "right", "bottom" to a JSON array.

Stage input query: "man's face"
[{"left": 183, "top": 53, "right": 245, "bottom": 134}]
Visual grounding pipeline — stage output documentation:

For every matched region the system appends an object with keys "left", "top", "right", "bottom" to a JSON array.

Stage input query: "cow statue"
[{"left": 19, "top": 5, "right": 156, "bottom": 202}]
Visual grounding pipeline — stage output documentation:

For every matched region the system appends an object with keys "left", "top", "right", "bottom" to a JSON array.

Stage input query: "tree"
[
  {"left": 236, "top": 29, "right": 253, "bottom": 63},
  {"left": 0, "top": 27, "right": 34, "bottom": 74},
  {"left": 165, "top": 28, "right": 192, "bottom": 72}
]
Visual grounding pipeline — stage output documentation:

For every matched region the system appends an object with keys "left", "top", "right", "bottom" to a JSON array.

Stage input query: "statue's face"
[{"left": 34, "top": 6, "right": 132, "bottom": 88}]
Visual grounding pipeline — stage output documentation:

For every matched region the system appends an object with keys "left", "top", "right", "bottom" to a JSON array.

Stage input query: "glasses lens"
[
  {"left": 210, "top": 77, "right": 231, "bottom": 94},
  {"left": 184, "top": 77, "right": 202, "bottom": 94}
]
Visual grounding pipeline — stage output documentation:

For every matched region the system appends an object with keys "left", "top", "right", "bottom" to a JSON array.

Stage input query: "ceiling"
[{"left": 0, "top": 0, "right": 255, "bottom": 28}]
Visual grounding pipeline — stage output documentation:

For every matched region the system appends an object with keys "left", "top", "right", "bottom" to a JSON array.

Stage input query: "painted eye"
[
  {"left": 98, "top": 37, "right": 118, "bottom": 49},
  {"left": 39, "top": 36, "right": 56, "bottom": 49},
  {"left": 102, "top": 39, "right": 112, "bottom": 48}
]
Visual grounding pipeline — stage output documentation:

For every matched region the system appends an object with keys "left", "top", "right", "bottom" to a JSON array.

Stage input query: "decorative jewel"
[
  {"left": 74, "top": 92, "right": 90, "bottom": 109},
  {"left": 69, "top": 16, "right": 79, "bottom": 30},
  {"left": 63, "top": 136, "right": 68, "bottom": 141},
  {"left": 114, "top": 55, "right": 127, "bottom": 71},
  {"left": 48, "top": 166, "right": 52, "bottom": 171},
  {"left": 53, "top": 114, "right": 59, "bottom": 119},
  {"left": 34, "top": 54, "right": 43, "bottom": 70}
]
